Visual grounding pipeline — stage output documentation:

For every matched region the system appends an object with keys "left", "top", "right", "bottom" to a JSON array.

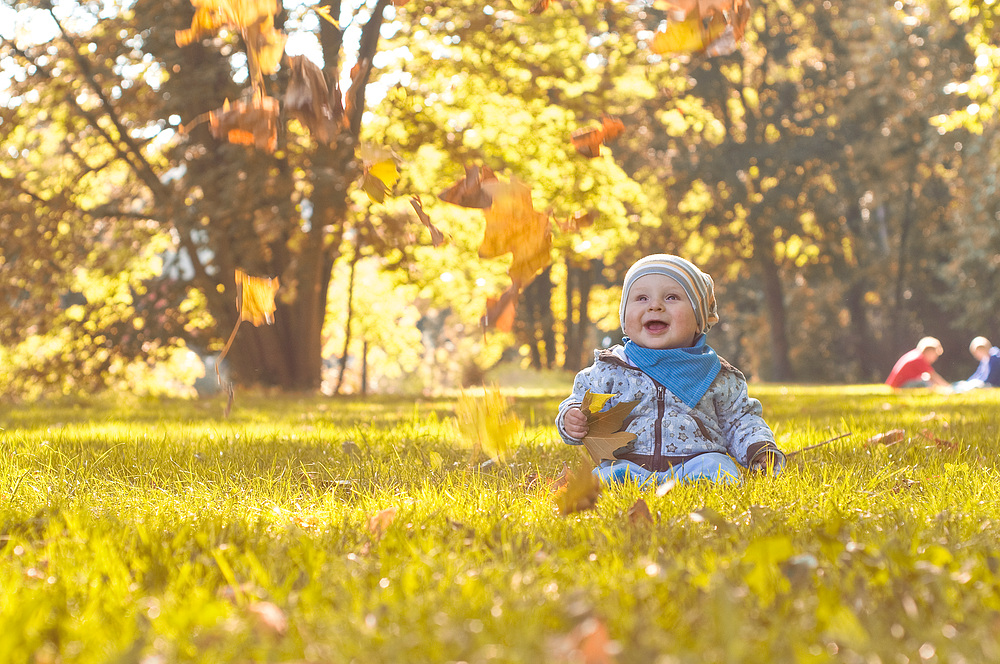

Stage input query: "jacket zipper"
[{"left": 653, "top": 385, "right": 665, "bottom": 470}]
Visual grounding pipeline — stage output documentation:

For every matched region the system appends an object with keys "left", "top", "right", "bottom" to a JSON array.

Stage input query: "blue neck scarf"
[{"left": 623, "top": 334, "right": 721, "bottom": 408}]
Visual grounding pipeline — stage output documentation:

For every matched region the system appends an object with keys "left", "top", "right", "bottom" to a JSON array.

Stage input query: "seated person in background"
[
  {"left": 885, "top": 336, "right": 949, "bottom": 388},
  {"left": 951, "top": 336, "right": 1000, "bottom": 392}
]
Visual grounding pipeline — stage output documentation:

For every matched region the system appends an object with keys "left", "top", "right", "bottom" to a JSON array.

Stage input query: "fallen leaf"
[
  {"left": 456, "top": 384, "right": 523, "bottom": 463},
  {"left": 409, "top": 196, "right": 448, "bottom": 247},
  {"left": 439, "top": 165, "right": 497, "bottom": 208},
  {"left": 248, "top": 601, "right": 288, "bottom": 637},
  {"left": 368, "top": 507, "right": 397, "bottom": 537},
  {"left": 580, "top": 392, "right": 639, "bottom": 464},
  {"left": 548, "top": 617, "right": 618, "bottom": 664},
  {"left": 865, "top": 429, "right": 906, "bottom": 447},
  {"left": 627, "top": 498, "right": 653, "bottom": 525},
  {"left": 553, "top": 455, "right": 602, "bottom": 515}
]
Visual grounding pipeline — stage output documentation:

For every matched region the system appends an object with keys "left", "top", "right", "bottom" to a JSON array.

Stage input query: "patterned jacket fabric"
[{"left": 556, "top": 345, "right": 778, "bottom": 468}]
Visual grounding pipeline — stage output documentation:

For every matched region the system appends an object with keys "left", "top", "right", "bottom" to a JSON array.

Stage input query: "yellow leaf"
[
  {"left": 236, "top": 268, "right": 279, "bottom": 326},
  {"left": 313, "top": 4, "right": 341, "bottom": 27},
  {"left": 456, "top": 385, "right": 523, "bottom": 463},
  {"left": 581, "top": 391, "right": 613, "bottom": 414},
  {"left": 369, "top": 158, "right": 400, "bottom": 190}
]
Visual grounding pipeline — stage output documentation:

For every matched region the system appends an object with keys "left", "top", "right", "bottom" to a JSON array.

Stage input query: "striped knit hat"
[{"left": 618, "top": 254, "right": 719, "bottom": 334}]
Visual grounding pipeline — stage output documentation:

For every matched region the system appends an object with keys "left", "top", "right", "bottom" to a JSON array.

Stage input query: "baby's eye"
[
  {"left": 636, "top": 294, "right": 648, "bottom": 301},
  {"left": 666, "top": 294, "right": 679, "bottom": 300}
]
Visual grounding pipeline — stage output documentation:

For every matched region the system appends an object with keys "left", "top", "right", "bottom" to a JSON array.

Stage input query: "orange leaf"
[
  {"left": 439, "top": 165, "right": 497, "bottom": 209},
  {"left": 236, "top": 268, "right": 279, "bottom": 326},
  {"left": 208, "top": 94, "right": 280, "bottom": 153},
  {"left": 571, "top": 115, "right": 624, "bottom": 158},
  {"left": 529, "top": 0, "right": 554, "bottom": 14},
  {"left": 865, "top": 429, "right": 906, "bottom": 447},
  {"left": 409, "top": 196, "right": 447, "bottom": 247},
  {"left": 367, "top": 507, "right": 397, "bottom": 537},
  {"left": 481, "top": 284, "right": 519, "bottom": 332},
  {"left": 480, "top": 176, "right": 552, "bottom": 286}
]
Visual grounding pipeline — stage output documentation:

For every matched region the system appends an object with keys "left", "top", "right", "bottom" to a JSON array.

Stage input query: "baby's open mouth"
[{"left": 644, "top": 321, "right": 668, "bottom": 332}]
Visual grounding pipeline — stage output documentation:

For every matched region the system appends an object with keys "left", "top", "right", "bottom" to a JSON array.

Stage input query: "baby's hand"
[
  {"left": 563, "top": 407, "right": 590, "bottom": 440},
  {"left": 749, "top": 449, "right": 783, "bottom": 475}
]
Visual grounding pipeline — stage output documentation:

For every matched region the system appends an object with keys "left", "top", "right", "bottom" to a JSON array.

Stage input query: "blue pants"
[{"left": 594, "top": 453, "right": 743, "bottom": 486}]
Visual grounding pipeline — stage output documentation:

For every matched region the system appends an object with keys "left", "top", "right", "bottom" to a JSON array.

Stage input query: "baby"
[{"left": 556, "top": 254, "right": 785, "bottom": 485}]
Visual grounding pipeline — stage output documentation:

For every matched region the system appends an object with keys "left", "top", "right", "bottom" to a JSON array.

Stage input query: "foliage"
[{"left": 3, "top": 385, "right": 1000, "bottom": 661}]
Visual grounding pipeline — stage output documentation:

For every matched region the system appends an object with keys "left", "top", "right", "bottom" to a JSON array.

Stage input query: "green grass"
[{"left": 2, "top": 385, "right": 1000, "bottom": 663}]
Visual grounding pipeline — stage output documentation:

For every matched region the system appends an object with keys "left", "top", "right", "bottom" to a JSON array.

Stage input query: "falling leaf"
[
  {"left": 439, "top": 165, "right": 497, "bottom": 209},
  {"left": 481, "top": 284, "right": 519, "bottom": 332},
  {"left": 186, "top": 93, "right": 280, "bottom": 153},
  {"left": 313, "top": 4, "right": 341, "bottom": 27},
  {"left": 367, "top": 507, "right": 397, "bottom": 537},
  {"left": 553, "top": 452, "right": 602, "bottom": 516},
  {"left": 215, "top": 269, "right": 279, "bottom": 394},
  {"left": 530, "top": 0, "right": 554, "bottom": 13},
  {"left": 236, "top": 269, "right": 280, "bottom": 326},
  {"left": 557, "top": 210, "right": 596, "bottom": 233},
  {"left": 284, "top": 55, "right": 342, "bottom": 143},
  {"left": 409, "top": 196, "right": 447, "bottom": 247},
  {"left": 580, "top": 392, "right": 640, "bottom": 464},
  {"left": 456, "top": 384, "right": 523, "bottom": 463},
  {"left": 571, "top": 116, "right": 624, "bottom": 158},
  {"left": 480, "top": 176, "right": 552, "bottom": 286},
  {"left": 360, "top": 143, "right": 399, "bottom": 204},
  {"left": 650, "top": 0, "right": 750, "bottom": 57},
  {"left": 627, "top": 498, "right": 653, "bottom": 525}
]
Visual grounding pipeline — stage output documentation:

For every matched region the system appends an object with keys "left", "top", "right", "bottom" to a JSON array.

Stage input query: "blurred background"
[{"left": 3, "top": 0, "right": 999, "bottom": 400}]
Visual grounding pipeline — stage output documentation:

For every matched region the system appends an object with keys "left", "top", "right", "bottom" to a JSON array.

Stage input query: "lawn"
[{"left": 1, "top": 384, "right": 999, "bottom": 663}]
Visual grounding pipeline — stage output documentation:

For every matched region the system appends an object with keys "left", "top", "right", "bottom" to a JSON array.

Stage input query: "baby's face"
[{"left": 623, "top": 273, "right": 699, "bottom": 349}]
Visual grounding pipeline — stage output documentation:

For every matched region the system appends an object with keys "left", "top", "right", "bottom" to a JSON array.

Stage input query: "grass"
[{"left": 2, "top": 384, "right": 999, "bottom": 663}]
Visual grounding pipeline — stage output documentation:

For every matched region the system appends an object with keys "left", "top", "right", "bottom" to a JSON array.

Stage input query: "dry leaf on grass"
[{"left": 367, "top": 507, "right": 397, "bottom": 538}]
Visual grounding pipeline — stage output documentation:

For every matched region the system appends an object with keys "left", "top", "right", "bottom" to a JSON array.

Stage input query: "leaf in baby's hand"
[
  {"left": 581, "top": 390, "right": 614, "bottom": 415},
  {"left": 553, "top": 452, "right": 601, "bottom": 515},
  {"left": 581, "top": 393, "right": 639, "bottom": 464}
]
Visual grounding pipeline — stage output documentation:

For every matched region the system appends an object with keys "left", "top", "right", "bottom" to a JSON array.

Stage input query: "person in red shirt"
[{"left": 885, "top": 337, "right": 949, "bottom": 388}]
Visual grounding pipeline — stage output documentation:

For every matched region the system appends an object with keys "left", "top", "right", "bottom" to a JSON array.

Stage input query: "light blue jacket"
[{"left": 556, "top": 346, "right": 782, "bottom": 469}]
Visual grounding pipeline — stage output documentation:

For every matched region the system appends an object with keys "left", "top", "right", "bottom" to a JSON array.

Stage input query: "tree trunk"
[
  {"left": 563, "top": 259, "right": 594, "bottom": 372},
  {"left": 751, "top": 238, "right": 794, "bottom": 381}
]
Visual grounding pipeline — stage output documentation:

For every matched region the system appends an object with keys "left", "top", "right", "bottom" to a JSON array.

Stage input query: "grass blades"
[{"left": 1, "top": 385, "right": 999, "bottom": 663}]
